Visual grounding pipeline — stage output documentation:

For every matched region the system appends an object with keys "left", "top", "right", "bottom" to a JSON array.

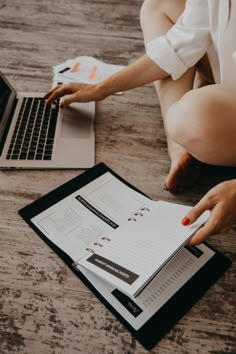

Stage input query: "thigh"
[
  {"left": 192, "top": 85, "right": 236, "bottom": 166},
  {"left": 201, "top": 85, "right": 236, "bottom": 166},
  {"left": 210, "top": 86, "right": 236, "bottom": 165}
]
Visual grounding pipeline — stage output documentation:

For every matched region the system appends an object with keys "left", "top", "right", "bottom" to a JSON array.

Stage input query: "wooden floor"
[{"left": 0, "top": 1, "right": 235, "bottom": 353}]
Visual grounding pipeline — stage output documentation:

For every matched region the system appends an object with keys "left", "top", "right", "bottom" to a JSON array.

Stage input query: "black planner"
[{"left": 19, "top": 162, "right": 232, "bottom": 350}]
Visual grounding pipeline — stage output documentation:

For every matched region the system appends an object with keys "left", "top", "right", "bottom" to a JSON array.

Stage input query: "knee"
[
  {"left": 140, "top": 0, "right": 163, "bottom": 28},
  {"left": 140, "top": 0, "right": 185, "bottom": 29},
  {"left": 165, "top": 87, "right": 217, "bottom": 156}
]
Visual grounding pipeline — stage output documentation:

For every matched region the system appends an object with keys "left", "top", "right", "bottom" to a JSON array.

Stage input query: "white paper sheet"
[{"left": 53, "top": 56, "right": 125, "bottom": 86}]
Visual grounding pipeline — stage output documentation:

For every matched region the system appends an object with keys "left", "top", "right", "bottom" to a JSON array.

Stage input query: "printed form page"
[
  {"left": 78, "top": 243, "right": 214, "bottom": 330},
  {"left": 31, "top": 172, "right": 152, "bottom": 261}
]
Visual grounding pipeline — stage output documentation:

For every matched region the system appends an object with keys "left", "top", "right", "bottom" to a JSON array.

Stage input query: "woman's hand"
[
  {"left": 44, "top": 54, "right": 168, "bottom": 108},
  {"left": 182, "top": 179, "right": 236, "bottom": 245},
  {"left": 44, "top": 82, "right": 108, "bottom": 108}
]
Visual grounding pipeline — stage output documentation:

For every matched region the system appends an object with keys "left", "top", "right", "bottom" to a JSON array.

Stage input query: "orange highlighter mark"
[
  {"left": 70, "top": 63, "right": 80, "bottom": 73},
  {"left": 88, "top": 65, "right": 98, "bottom": 80}
]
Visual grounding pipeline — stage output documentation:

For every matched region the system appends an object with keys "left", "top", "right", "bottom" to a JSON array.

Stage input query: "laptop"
[{"left": 0, "top": 71, "right": 95, "bottom": 169}]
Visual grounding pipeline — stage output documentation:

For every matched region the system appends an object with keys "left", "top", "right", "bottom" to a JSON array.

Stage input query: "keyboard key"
[
  {"left": 36, "top": 154, "right": 43, "bottom": 160},
  {"left": 19, "top": 153, "right": 27, "bottom": 160},
  {"left": 43, "top": 155, "right": 52, "bottom": 160},
  {"left": 27, "top": 153, "right": 35, "bottom": 160},
  {"left": 46, "top": 138, "right": 54, "bottom": 144},
  {"left": 44, "top": 149, "right": 52, "bottom": 155},
  {"left": 12, "top": 149, "right": 20, "bottom": 155}
]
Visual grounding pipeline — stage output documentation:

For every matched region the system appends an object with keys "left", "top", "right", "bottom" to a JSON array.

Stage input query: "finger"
[
  {"left": 46, "top": 85, "right": 70, "bottom": 104},
  {"left": 182, "top": 194, "right": 214, "bottom": 226},
  {"left": 60, "top": 92, "right": 81, "bottom": 108},
  {"left": 188, "top": 206, "right": 224, "bottom": 245},
  {"left": 46, "top": 85, "right": 73, "bottom": 105},
  {"left": 44, "top": 86, "right": 59, "bottom": 99},
  {"left": 187, "top": 221, "right": 215, "bottom": 245}
]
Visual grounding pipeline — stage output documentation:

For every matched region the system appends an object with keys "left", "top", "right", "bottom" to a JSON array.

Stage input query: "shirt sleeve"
[{"left": 146, "top": 0, "right": 212, "bottom": 80}]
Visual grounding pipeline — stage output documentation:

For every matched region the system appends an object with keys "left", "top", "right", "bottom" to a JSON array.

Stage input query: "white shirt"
[{"left": 146, "top": 0, "right": 236, "bottom": 85}]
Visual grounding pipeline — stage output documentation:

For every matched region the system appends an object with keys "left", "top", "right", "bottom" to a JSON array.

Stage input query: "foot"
[{"left": 164, "top": 152, "right": 202, "bottom": 193}]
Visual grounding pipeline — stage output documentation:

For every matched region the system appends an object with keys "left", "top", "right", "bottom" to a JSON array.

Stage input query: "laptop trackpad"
[{"left": 60, "top": 105, "right": 92, "bottom": 138}]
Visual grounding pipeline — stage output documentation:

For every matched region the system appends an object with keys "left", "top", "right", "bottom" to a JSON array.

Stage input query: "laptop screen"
[
  {"left": 0, "top": 73, "right": 16, "bottom": 154},
  {"left": 0, "top": 78, "right": 11, "bottom": 124}
]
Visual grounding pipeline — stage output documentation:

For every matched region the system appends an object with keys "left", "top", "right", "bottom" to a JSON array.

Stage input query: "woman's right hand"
[
  {"left": 44, "top": 82, "right": 108, "bottom": 108},
  {"left": 182, "top": 179, "right": 236, "bottom": 245},
  {"left": 44, "top": 54, "right": 168, "bottom": 108}
]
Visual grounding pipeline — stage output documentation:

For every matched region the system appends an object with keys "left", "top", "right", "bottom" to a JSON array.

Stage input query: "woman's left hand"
[{"left": 181, "top": 179, "right": 236, "bottom": 245}]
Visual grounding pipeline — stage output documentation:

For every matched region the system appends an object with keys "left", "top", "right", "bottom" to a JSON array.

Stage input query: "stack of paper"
[{"left": 52, "top": 56, "right": 125, "bottom": 87}]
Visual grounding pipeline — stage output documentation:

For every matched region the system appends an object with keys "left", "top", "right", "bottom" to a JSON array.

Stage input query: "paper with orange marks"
[
  {"left": 53, "top": 56, "right": 125, "bottom": 85},
  {"left": 70, "top": 63, "right": 80, "bottom": 73}
]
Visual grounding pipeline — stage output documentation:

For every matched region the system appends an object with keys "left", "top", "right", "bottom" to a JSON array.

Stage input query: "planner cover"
[{"left": 19, "top": 162, "right": 232, "bottom": 349}]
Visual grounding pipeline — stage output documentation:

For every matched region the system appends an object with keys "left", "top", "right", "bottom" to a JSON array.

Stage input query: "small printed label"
[
  {"left": 112, "top": 289, "right": 143, "bottom": 318},
  {"left": 86, "top": 254, "right": 139, "bottom": 284},
  {"left": 76, "top": 195, "right": 118, "bottom": 229},
  {"left": 185, "top": 245, "right": 203, "bottom": 258}
]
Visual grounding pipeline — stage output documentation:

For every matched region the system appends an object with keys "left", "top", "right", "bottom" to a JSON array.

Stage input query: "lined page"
[{"left": 78, "top": 201, "right": 209, "bottom": 297}]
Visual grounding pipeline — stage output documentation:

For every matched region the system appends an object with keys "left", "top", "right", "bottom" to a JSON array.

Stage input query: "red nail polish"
[{"left": 182, "top": 216, "right": 190, "bottom": 226}]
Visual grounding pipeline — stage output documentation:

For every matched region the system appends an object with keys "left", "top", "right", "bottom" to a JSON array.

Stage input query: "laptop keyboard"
[{"left": 6, "top": 97, "right": 59, "bottom": 160}]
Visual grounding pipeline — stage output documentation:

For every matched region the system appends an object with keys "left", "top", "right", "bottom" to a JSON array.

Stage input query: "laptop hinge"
[{"left": 0, "top": 97, "right": 18, "bottom": 156}]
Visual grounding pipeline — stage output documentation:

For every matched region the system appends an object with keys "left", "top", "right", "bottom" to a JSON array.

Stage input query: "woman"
[{"left": 45, "top": 0, "right": 236, "bottom": 245}]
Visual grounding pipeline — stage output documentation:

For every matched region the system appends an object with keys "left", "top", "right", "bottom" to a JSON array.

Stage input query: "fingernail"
[{"left": 182, "top": 216, "right": 190, "bottom": 226}]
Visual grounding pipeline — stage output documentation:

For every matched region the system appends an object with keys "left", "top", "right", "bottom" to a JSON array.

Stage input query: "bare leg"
[
  {"left": 140, "top": 0, "right": 202, "bottom": 192},
  {"left": 166, "top": 84, "right": 236, "bottom": 166}
]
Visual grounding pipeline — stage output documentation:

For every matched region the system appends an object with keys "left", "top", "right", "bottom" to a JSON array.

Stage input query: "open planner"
[
  {"left": 77, "top": 200, "right": 209, "bottom": 297},
  {"left": 19, "top": 163, "right": 231, "bottom": 349}
]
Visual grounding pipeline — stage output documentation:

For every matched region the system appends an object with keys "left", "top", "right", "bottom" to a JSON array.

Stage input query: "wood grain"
[{"left": 0, "top": 1, "right": 235, "bottom": 353}]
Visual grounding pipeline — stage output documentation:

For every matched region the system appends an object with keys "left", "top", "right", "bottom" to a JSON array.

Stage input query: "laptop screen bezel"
[{"left": 0, "top": 72, "right": 17, "bottom": 146}]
